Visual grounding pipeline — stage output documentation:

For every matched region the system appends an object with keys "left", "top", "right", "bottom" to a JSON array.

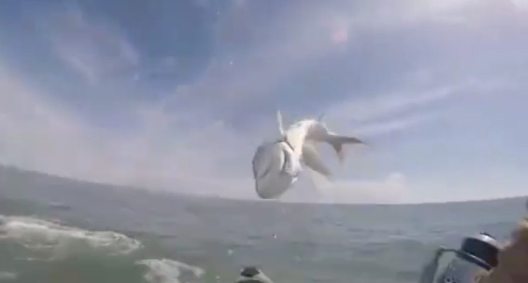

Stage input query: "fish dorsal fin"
[
  {"left": 276, "top": 110, "right": 285, "bottom": 136},
  {"left": 317, "top": 113, "right": 325, "bottom": 122}
]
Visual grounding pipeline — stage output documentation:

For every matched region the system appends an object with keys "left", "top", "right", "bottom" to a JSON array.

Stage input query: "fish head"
[{"left": 252, "top": 141, "right": 301, "bottom": 199}]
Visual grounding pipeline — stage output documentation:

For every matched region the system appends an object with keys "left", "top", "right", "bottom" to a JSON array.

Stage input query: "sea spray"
[
  {"left": 137, "top": 258, "right": 205, "bottom": 283},
  {"left": 0, "top": 215, "right": 143, "bottom": 258}
]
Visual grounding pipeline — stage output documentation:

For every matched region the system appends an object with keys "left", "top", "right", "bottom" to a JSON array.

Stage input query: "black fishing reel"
[
  {"left": 236, "top": 266, "right": 274, "bottom": 283},
  {"left": 419, "top": 233, "right": 500, "bottom": 283}
]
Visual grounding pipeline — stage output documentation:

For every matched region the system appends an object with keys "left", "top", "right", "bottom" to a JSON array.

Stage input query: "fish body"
[{"left": 251, "top": 111, "right": 364, "bottom": 199}]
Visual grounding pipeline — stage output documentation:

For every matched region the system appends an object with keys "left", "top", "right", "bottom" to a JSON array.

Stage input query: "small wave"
[
  {"left": 137, "top": 258, "right": 204, "bottom": 283},
  {"left": 0, "top": 215, "right": 142, "bottom": 258},
  {"left": 0, "top": 271, "right": 17, "bottom": 281}
]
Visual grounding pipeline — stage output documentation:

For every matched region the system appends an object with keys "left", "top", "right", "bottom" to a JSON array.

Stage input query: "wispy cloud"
[
  {"left": 323, "top": 74, "right": 521, "bottom": 139},
  {"left": 353, "top": 113, "right": 439, "bottom": 138},
  {"left": 0, "top": 67, "right": 218, "bottom": 190},
  {"left": 0, "top": 65, "right": 100, "bottom": 178},
  {"left": 345, "top": 0, "right": 527, "bottom": 29},
  {"left": 174, "top": 2, "right": 353, "bottom": 107},
  {"left": 38, "top": 4, "right": 139, "bottom": 84}
]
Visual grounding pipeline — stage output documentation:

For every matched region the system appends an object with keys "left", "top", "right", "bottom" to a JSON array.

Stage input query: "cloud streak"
[{"left": 39, "top": 4, "right": 139, "bottom": 84}]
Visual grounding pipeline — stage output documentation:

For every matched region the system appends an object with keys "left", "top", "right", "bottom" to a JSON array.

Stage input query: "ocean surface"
[{"left": 0, "top": 166, "right": 526, "bottom": 283}]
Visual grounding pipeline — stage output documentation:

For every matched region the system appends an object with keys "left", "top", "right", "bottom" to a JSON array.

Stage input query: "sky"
[{"left": 0, "top": 0, "right": 527, "bottom": 204}]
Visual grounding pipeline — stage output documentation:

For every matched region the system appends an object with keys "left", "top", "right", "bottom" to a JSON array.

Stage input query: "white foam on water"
[
  {"left": 0, "top": 215, "right": 142, "bottom": 257},
  {"left": 136, "top": 258, "right": 204, "bottom": 283},
  {"left": 0, "top": 271, "right": 17, "bottom": 281}
]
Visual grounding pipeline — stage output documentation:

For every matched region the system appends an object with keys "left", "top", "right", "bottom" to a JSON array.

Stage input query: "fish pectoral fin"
[{"left": 302, "top": 143, "right": 332, "bottom": 178}]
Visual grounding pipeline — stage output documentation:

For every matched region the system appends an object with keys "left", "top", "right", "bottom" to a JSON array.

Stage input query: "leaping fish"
[{"left": 251, "top": 111, "right": 364, "bottom": 199}]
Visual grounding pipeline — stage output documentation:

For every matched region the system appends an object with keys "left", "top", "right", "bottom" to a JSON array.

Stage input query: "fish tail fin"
[{"left": 326, "top": 134, "right": 364, "bottom": 163}]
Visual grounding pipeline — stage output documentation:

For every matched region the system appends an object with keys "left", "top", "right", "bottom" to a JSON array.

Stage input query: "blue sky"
[{"left": 0, "top": 0, "right": 527, "bottom": 203}]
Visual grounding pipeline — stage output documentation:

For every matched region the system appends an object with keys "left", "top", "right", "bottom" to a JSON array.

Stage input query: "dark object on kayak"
[
  {"left": 419, "top": 233, "right": 500, "bottom": 283},
  {"left": 459, "top": 233, "right": 500, "bottom": 269},
  {"left": 240, "top": 267, "right": 260, "bottom": 278},
  {"left": 236, "top": 266, "right": 274, "bottom": 283}
]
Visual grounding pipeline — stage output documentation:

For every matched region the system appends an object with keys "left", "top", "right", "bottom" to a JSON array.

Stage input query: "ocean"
[{"left": 0, "top": 166, "right": 526, "bottom": 283}]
